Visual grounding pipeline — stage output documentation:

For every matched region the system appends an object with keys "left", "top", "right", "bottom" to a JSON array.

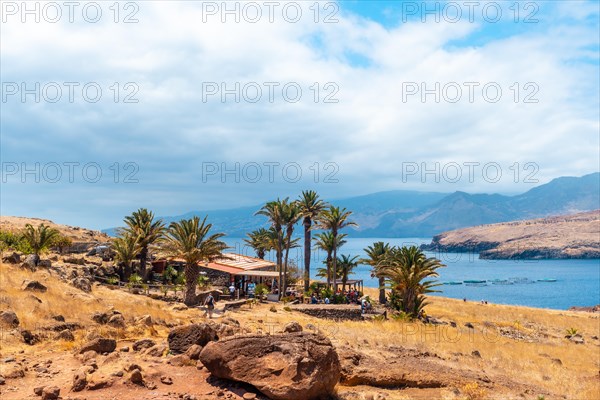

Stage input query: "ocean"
[{"left": 222, "top": 237, "right": 600, "bottom": 310}]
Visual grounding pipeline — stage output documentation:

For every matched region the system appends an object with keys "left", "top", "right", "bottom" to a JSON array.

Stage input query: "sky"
[{"left": 1, "top": 0, "right": 599, "bottom": 230}]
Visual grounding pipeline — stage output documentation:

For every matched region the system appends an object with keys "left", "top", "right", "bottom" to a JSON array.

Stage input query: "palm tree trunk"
[
  {"left": 277, "top": 231, "right": 283, "bottom": 300},
  {"left": 140, "top": 246, "right": 148, "bottom": 281},
  {"left": 326, "top": 255, "right": 331, "bottom": 289},
  {"left": 332, "top": 239, "right": 338, "bottom": 293},
  {"left": 124, "top": 262, "right": 132, "bottom": 281},
  {"left": 283, "top": 243, "right": 290, "bottom": 297},
  {"left": 378, "top": 276, "right": 386, "bottom": 304},
  {"left": 184, "top": 263, "right": 199, "bottom": 306},
  {"left": 303, "top": 218, "right": 311, "bottom": 293}
]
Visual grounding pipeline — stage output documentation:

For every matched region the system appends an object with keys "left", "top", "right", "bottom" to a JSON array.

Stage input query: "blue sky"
[{"left": 1, "top": 0, "right": 599, "bottom": 229}]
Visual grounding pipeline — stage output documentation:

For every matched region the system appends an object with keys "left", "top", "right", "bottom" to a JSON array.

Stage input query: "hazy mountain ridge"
[{"left": 102, "top": 173, "right": 600, "bottom": 238}]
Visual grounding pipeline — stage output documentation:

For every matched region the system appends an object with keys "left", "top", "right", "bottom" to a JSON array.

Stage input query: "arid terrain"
[
  {"left": 0, "top": 217, "right": 599, "bottom": 400},
  {"left": 422, "top": 210, "right": 600, "bottom": 259}
]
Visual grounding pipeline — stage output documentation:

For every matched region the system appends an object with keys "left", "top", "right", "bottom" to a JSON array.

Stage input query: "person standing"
[{"left": 204, "top": 293, "right": 215, "bottom": 319}]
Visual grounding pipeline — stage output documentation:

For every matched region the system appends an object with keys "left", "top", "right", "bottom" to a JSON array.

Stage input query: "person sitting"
[
  {"left": 310, "top": 293, "right": 318, "bottom": 304},
  {"left": 324, "top": 297, "right": 330, "bottom": 304}
]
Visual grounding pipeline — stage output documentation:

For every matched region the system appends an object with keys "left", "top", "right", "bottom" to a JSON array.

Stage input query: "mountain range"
[{"left": 103, "top": 172, "right": 600, "bottom": 238}]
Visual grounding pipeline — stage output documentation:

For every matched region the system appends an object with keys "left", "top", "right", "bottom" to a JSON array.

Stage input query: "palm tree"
[
  {"left": 317, "top": 206, "right": 357, "bottom": 292},
  {"left": 121, "top": 208, "right": 165, "bottom": 281},
  {"left": 377, "top": 246, "right": 445, "bottom": 318},
  {"left": 296, "top": 190, "right": 327, "bottom": 293},
  {"left": 255, "top": 199, "right": 286, "bottom": 299},
  {"left": 111, "top": 234, "right": 141, "bottom": 281},
  {"left": 360, "top": 242, "right": 391, "bottom": 304},
  {"left": 313, "top": 231, "right": 347, "bottom": 288},
  {"left": 244, "top": 228, "right": 272, "bottom": 259},
  {"left": 337, "top": 254, "right": 359, "bottom": 292},
  {"left": 22, "top": 223, "right": 60, "bottom": 266},
  {"left": 163, "top": 216, "right": 228, "bottom": 306},
  {"left": 281, "top": 200, "right": 301, "bottom": 296}
]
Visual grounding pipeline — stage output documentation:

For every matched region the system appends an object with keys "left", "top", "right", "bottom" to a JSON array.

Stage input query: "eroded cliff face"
[{"left": 421, "top": 210, "right": 600, "bottom": 259}]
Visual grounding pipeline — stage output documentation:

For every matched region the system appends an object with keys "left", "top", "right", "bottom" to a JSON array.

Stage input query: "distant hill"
[
  {"left": 103, "top": 172, "right": 600, "bottom": 238},
  {"left": 421, "top": 210, "right": 600, "bottom": 259}
]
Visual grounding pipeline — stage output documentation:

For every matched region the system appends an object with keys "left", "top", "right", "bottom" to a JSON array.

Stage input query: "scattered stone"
[
  {"left": 107, "top": 314, "right": 126, "bottom": 328},
  {"left": 0, "top": 376, "right": 5, "bottom": 385},
  {"left": 55, "top": 329, "right": 75, "bottom": 341},
  {"left": 87, "top": 377, "right": 111, "bottom": 390},
  {"left": 133, "top": 338, "right": 156, "bottom": 352},
  {"left": 168, "top": 354, "right": 193, "bottom": 367},
  {"left": 120, "top": 346, "right": 130, "bottom": 352},
  {"left": 136, "top": 315, "right": 154, "bottom": 326},
  {"left": 125, "top": 363, "right": 142, "bottom": 372},
  {"left": 464, "top": 322, "right": 474, "bottom": 329},
  {"left": 2, "top": 252, "right": 21, "bottom": 264},
  {"left": 168, "top": 323, "right": 218, "bottom": 354},
  {"left": 71, "top": 277, "right": 92, "bottom": 292},
  {"left": 568, "top": 334, "right": 584, "bottom": 344},
  {"left": 51, "top": 315, "right": 65, "bottom": 322},
  {"left": 471, "top": 350, "right": 481, "bottom": 358},
  {"left": 3, "top": 364, "right": 25, "bottom": 379},
  {"left": 21, "top": 329, "right": 40, "bottom": 345},
  {"left": 129, "top": 369, "right": 144, "bottom": 385},
  {"left": 146, "top": 381, "right": 157, "bottom": 390},
  {"left": 242, "top": 393, "right": 257, "bottom": 400},
  {"left": 144, "top": 343, "right": 167, "bottom": 357},
  {"left": 0, "top": 310, "right": 19, "bottom": 327},
  {"left": 79, "top": 338, "right": 117, "bottom": 354},
  {"left": 200, "top": 333, "right": 340, "bottom": 400},
  {"left": 21, "top": 280, "right": 47, "bottom": 292},
  {"left": 171, "top": 304, "right": 188, "bottom": 311},
  {"left": 41, "top": 385, "right": 60, "bottom": 400},
  {"left": 185, "top": 344, "right": 203, "bottom": 360},
  {"left": 38, "top": 259, "right": 52, "bottom": 268},
  {"left": 160, "top": 375, "right": 173, "bottom": 385},
  {"left": 283, "top": 321, "right": 303, "bottom": 333},
  {"left": 72, "top": 369, "right": 88, "bottom": 392},
  {"left": 28, "top": 295, "right": 43, "bottom": 303},
  {"left": 2, "top": 356, "right": 16, "bottom": 363},
  {"left": 112, "top": 370, "right": 124, "bottom": 377},
  {"left": 34, "top": 386, "right": 45, "bottom": 395},
  {"left": 551, "top": 358, "right": 562, "bottom": 365}
]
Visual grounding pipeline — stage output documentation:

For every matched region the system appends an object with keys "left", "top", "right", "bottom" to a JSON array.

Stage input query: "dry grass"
[
  {"left": 0, "top": 262, "right": 199, "bottom": 355},
  {"left": 1, "top": 262, "right": 598, "bottom": 399}
]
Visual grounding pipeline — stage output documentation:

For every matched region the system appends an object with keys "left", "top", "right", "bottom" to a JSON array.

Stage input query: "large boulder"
[
  {"left": 167, "top": 323, "right": 218, "bottom": 354},
  {"left": 79, "top": 338, "right": 116, "bottom": 354},
  {"left": 199, "top": 333, "right": 340, "bottom": 400},
  {"left": 0, "top": 310, "right": 19, "bottom": 327}
]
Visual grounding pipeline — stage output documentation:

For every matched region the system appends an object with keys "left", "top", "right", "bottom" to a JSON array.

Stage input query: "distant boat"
[
  {"left": 464, "top": 280, "right": 486, "bottom": 284},
  {"left": 443, "top": 281, "right": 463, "bottom": 285},
  {"left": 537, "top": 278, "right": 557, "bottom": 282}
]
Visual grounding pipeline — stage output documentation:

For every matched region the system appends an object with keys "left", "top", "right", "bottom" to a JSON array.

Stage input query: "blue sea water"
[{"left": 222, "top": 237, "right": 600, "bottom": 310}]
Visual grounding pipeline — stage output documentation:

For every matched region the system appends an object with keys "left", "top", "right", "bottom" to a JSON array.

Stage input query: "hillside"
[
  {"left": 0, "top": 216, "right": 110, "bottom": 244},
  {"left": 422, "top": 210, "right": 600, "bottom": 259},
  {"left": 103, "top": 172, "right": 600, "bottom": 238},
  {"left": 1, "top": 256, "right": 599, "bottom": 399}
]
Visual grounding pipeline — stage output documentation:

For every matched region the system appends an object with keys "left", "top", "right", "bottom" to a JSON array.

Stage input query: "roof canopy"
[{"left": 202, "top": 253, "right": 276, "bottom": 275}]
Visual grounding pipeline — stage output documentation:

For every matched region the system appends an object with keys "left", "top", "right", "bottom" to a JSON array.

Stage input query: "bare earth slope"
[
  {"left": 0, "top": 216, "right": 110, "bottom": 249},
  {"left": 423, "top": 210, "right": 600, "bottom": 259}
]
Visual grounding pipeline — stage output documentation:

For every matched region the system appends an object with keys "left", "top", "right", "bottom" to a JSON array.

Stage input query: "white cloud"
[{"left": 1, "top": 0, "right": 598, "bottom": 228}]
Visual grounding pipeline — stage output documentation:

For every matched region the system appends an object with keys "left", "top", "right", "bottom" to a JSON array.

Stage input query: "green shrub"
[
  {"left": 283, "top": 306, "right": 292, "bottom": 312},
  {"left": 106, "top": 276, "right": 120, "bottom": 285},
  {"left": 269, "top": 305, "right": 277, "bottom": 313},
  {"left": 565, "top": 327, "right": 579, "bottom": 337}
]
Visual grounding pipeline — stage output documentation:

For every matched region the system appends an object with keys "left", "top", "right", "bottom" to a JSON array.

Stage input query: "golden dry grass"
[{"left": 1, "top": 262, "right": 598, "bottom": 399}]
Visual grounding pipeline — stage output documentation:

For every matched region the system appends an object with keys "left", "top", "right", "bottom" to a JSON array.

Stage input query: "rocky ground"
[
  {"left": 422, "top": 210, "right": 600, "bottom": 259},
  {"left": 0, "top": 214, "right": 598, "bottom": 399}
]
